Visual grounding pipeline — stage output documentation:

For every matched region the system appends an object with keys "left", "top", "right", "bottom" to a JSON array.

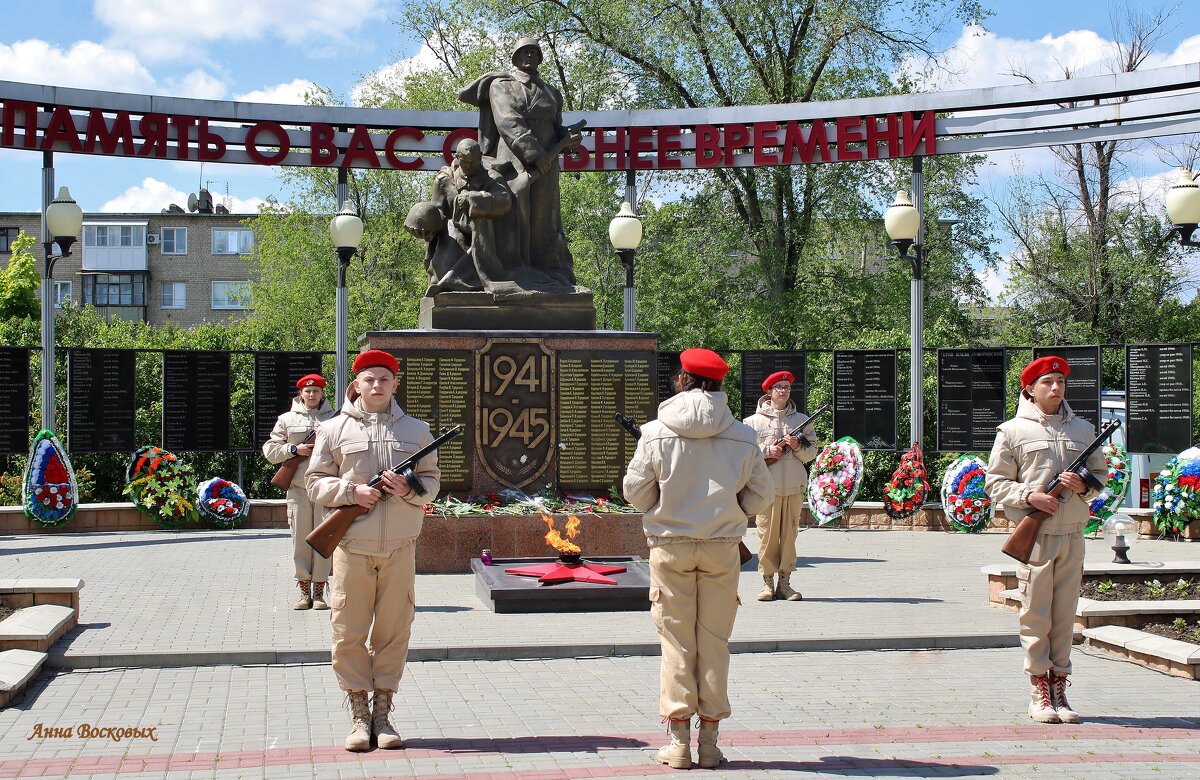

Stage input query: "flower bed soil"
[
  {"left": 1080, "top": 577, "right": 1199, "bottom": 601},
  {"left": 1140, "top": 616, "right": 1200, "bottom": 644},
  {"left": 0, "top": 600, "right": 13, "bottom": 623}
]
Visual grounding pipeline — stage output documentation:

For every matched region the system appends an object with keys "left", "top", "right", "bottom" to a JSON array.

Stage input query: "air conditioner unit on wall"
[{"left": 147, "top": 234, "right": 160, "bottom": 245}]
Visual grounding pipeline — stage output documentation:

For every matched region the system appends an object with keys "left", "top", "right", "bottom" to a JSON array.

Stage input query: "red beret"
[
  {"left": 352, "top": 349, "right": 399, "bottom": 375},
  {"left": 762, "top": 370, "right": 795, "bottom": 393},
  {"left": 295, "top": 374, "right": 326, "bottom": 389},
  {"left": 1021, "top": 355, "right": 1070, "bottom": 387},
  {"left": 679, "top": 348, "right": 728, "bottom": 381}
]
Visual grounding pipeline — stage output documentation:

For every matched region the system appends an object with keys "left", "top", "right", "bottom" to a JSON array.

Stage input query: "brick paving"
[{"left": 1, "top": 527, "right": 1197, "bottom": 778}]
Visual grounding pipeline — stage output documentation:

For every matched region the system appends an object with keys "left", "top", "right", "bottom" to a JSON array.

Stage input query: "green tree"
[{"left": 0, "top": 231, "right": 41, "bottom": 320}]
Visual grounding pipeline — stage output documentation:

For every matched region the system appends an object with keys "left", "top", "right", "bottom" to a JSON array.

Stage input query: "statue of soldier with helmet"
[{"left": 406, "top": 37, "right": 588, "bottom": 305}]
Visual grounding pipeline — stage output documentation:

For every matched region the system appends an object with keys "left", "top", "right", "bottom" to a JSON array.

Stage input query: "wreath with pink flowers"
[{"left": 806, "top": 437, "right": 864, "bottom": 525}]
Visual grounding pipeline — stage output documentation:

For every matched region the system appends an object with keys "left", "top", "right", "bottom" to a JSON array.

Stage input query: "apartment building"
[{"left": 0, "top": 191, "right": 257, "bottom": 328}]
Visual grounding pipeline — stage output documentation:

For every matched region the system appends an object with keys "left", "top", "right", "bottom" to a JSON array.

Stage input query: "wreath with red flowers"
[{"left": 884, "top": 443, "right": 930, "bottom": 520}]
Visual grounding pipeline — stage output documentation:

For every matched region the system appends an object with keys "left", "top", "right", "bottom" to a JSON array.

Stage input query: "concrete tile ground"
[
  {"left": 3, "top": 527, "right": 1190, "bottom": 662},
  {"left": 1, "top": 527, "right": 1196, "bottom": 778}
]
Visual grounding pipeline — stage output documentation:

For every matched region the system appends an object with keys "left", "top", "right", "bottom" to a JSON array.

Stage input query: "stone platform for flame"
[{"left": 472, "top": 556, "right": 650, "bottom": 614}]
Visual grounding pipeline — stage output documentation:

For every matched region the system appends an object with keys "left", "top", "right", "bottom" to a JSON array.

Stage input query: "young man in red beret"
[
  {"left": 742, "top": 370, "right": 819, "bottom": 602},
  {"left": 985, "top": 355, "right": 1105, "bottom": 724},
  {"left": 624, "top": 347, "right": 774, "bottom": 769},
  {"left": 263, "top": 373, "right": 336, "bottom": 609},
  {"left": 307, "top": 349, "right": 441, "bottom": 752}
]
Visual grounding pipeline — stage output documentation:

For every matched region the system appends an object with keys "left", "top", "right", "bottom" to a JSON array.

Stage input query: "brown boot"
[
  {"left": 372, "top": 688, "right": 403, "bottom": 749},
  {"left": 311, "top": 582, "right": 329, "bottom": 610},
  {"left": 656, "top": 718, "right": 691, "bottom": 769},
  {"left": 775, "top": 572, "right": 803, "bottom": 601},
  {"left": 696, "top": 718, "right": 725, "bottom": 769},
  {"left": 344, "top": 691, "right": 371, "bottom": 752},
  {"left": 293, "top": 580, "right": 312, "bottom": 610}
]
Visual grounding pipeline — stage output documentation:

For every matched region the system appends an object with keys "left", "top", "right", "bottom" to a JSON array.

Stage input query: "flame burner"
[{"left": 504, "top": 556, "right": 628, "bottom": 585}]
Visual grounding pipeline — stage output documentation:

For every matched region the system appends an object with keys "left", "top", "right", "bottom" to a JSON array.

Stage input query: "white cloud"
[
  {"left": 0, "top": 38, "right": 229, "bottom": 98},
  {"left": 100, "top": 177, "right": 264, "bottom": 214},
  {"left": 100, "top": 177, "right": 188, "bottom": 213},
  {"left": 235, "top": 79, "right": 321, "bottom": 105},
  {"left": 96, "top": 0, "right": 383, "bottom": 62},
  {"left": 352, "top": 44, "right": 444, "bottom": 106},
  {"left": 979, "top": 259, "right": 1012, "bottom": 304},
  {"left": 0, "top": 38, "right": 156, "bottom": 92}
]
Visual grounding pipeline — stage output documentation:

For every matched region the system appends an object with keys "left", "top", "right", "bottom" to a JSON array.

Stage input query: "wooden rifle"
[
  {"left": 613, "top": 413, "right": 754, "bottom": 567},
  {"left": 764, "top": 402, "right": 830, "bottom": 465},
  {"left": 269, "top": 385, "right": 357, "bottom": 490},
  {"left": 305, "top": 425, "right": 461, "bottom": 560},
  {"left": 1000, "top": 418, "right": 1120, "bottom": 564}
]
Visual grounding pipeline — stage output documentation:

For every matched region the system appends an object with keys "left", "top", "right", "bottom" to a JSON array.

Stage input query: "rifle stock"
[
  {"left": 613, "top": 413, "right": 753, "bottom": 567},
  {"left": 305, "top": 426, "right": 461, "bottom": 559},
  {"left": 1000, "top": 418, "right": 1120, "bottom": 564}
]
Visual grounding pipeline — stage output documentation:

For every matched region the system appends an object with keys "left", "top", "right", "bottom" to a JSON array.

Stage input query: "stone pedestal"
[
  {"left": 419, "top": 291, "right": 596, "bottom": 330},
  {"left": 362, "top": 329, "right": 658, "bottom": 497}
]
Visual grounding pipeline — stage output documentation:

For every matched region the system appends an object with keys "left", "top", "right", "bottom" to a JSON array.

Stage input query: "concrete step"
[
  {"left": 1084, "top": 624, "right": 1200, "bottom": 680},
  {"left": 0, "top": 648, "right": 48, "bottom": 708},
  {"left": 0, "top": 604, "right": 76, "bottom": 652}
]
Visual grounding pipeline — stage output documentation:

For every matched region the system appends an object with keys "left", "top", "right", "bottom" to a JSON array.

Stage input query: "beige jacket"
[
  {"left": 623, "top": 389, "right": 774, "bottom": 543},
  {"left": 305, "top": 395, "right": 440, "bottom": 555},
  {"left": 261, "top": 397, "right": 336, "bottom": 487},
  {"left": 742, "top": 396, "right": 819, "bottom": 497},
  {"left": 985, "top": 395, "right": 1106, "bottom": 535}
]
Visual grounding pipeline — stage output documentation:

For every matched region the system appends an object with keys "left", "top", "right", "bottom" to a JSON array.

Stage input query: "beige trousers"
[
  {"left": 329, "top": 542, "right": 416, "bottom": 693},
  {"left": 1017, "top": 532, "right": 1084, "bottom": 677},
  {"left": 755, "top": 493, "right": 805, "bottom": 576},
  {"left": 287, "top": 486, "right": 332, "bottom": 582},
  {"left": 649, "top": 541, "right": 740, "bottom": 721}
]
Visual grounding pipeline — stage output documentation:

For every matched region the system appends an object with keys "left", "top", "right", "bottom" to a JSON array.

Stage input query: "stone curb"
[{"left": 45, "top": 632, "right": 1019, "bottom": 670}]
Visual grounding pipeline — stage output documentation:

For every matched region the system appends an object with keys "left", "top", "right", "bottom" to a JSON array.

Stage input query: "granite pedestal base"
[
  {"left": 472, "top": 556, "right": 650, "bottom": 614},
  {"left": 419, "top": 291, "right": 596, "bottom": 330}
]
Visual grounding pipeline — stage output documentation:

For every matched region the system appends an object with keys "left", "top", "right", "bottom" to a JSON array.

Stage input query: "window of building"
[
  {"left": 161, "top": 282, "right": 186, "bottom": 309},
  {"left": 211, "top": 281, "right": 250, "bottom": 310},
  {"left": 160, "top": 227, "right": 187, "bottom": 254},
  {"left": 212, "top": 228, "right": 253, "bottom": 255},
  {"left": 83, "top": 273, "right": 145, "bottom": 306},
  {"left": 0, "top": 227, "right": 18, "bottom": 253},
  {"left": 53, "top": 280, "right": 72, "bottom": 308},
  {"left": 84, "top": 224, "right": 145, "bottom": 247}
]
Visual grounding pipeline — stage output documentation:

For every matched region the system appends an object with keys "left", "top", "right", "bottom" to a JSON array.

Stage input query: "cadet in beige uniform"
[
  {"left": 263, "top": 373, "right": 336, "bottom": 609},
  {"left": 624, "top": 348, "right": 774, "bottom": 770},
  {"left": 985, "top": 355, "right": 1105, "bottom": 724},
  {"left": 742, "top": 370, "right": 818, "bottom": 602},
  {"left": 307, "top": 350, "right": 440, "bottom": 752}
]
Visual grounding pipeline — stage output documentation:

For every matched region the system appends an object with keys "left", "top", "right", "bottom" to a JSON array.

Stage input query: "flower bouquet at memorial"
[
  {"left": 1152, "top": 448, "right": 1200, "bottom": 536},
  {"left": 883, "top": 442, "right": 930, "bottom": 520},
  {"left": 22, "top": 430, "right": 79, "bottom": 527},
  {"left": 941, "top": 455, "right": 993, "bottom": 533},
  {"left": 123, "top": 446, "right": 198, "bottom": 529},
  {"left": 806, "top": 437, "right": 864, "bottom": 526},
  {"left": 1086, "top": 442, "right": 1131, "bottom": 534},
  {"left": 197, "top": 477, "right": 250, "bottom": 528}
]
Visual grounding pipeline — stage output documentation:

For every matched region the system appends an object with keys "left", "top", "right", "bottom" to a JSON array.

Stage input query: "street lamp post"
[
  {"left": 884, "top": 189, "right": 923, "bottom": 447},
  {"left": 1165, "top": 168, "right": 1200, "bottom": 249},
  {"left": 329, "top": 201, "right": 363, "bottom": 403},
  {"left": 40, "top": 186, "right": 83, "bottom": 432},
  {"left": 608, "top": 201, "right": 643, "bottom": 332}
]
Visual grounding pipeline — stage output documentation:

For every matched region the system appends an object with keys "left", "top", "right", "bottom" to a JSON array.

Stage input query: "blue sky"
[{"left": 0, "top": 1, "right": 1197, "bottom": 298}]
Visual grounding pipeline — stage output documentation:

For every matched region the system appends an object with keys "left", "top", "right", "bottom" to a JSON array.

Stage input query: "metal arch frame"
[{"left": 1, "top": 61, "right": 1198, "bottom": 171}]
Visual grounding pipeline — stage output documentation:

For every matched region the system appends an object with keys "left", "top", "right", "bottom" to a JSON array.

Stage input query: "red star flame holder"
[{"left": 504, "top": 553, "right": 628, "bottom": 585}]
